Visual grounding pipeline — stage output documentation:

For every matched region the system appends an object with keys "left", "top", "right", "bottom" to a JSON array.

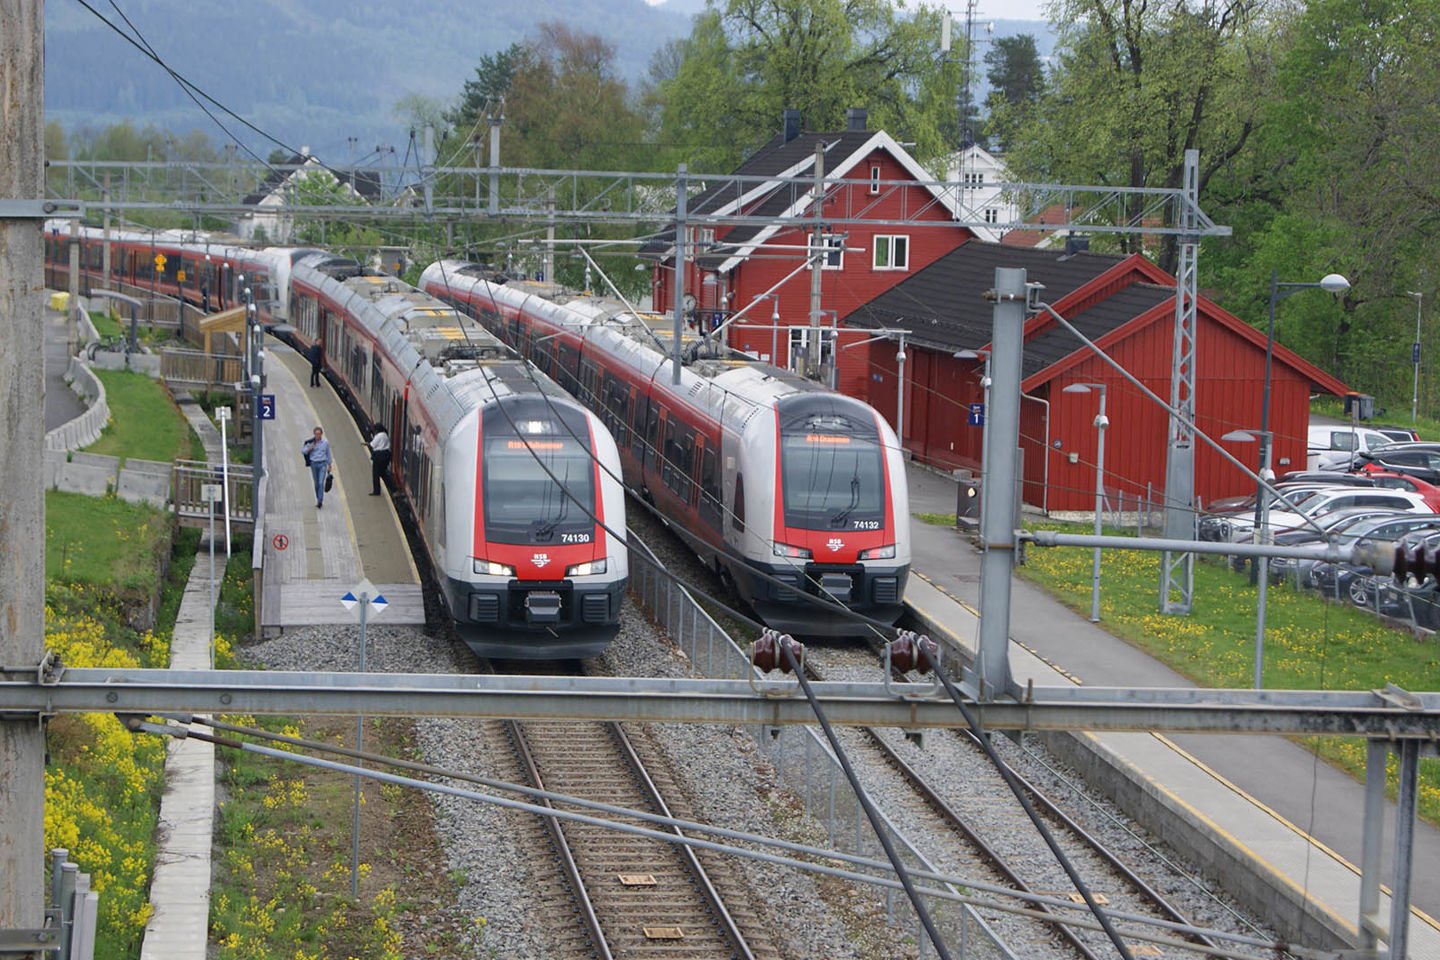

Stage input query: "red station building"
[{"left": 643, "top": 112, "right": 1349, "bottom": 513}]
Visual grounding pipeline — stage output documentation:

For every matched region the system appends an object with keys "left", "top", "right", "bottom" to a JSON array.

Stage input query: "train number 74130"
[{"left": 561, "top": 532, "right": 593, "bottom": 544}]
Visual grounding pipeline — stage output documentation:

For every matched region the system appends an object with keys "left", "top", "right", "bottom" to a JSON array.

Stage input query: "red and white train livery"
[
  {"left": 288, "top": 255, "right": 628, "bottom": 658},
  {"left": 420, "top": 261, "right": 910, "bottom": 636}
]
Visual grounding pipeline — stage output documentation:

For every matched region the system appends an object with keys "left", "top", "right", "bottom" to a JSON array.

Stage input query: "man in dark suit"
[{"left": 309, "top": 342, "right": 324, "bottom": 387}]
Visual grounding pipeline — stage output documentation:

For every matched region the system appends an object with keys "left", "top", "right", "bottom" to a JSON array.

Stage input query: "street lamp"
[
  {"left": 761, "top": 294, "right": 781, "bottom": 368},
  {"left": 1224, "top": 428, "right": 1274, "bottom": 689},
  {"left": 1257, "top": 270, "right": 1349, "bottom": 563},
  {"left": 1408, "top": 291, "right": 1423, "bottom": 421},
  {"left": 1064, "top": 383, "right": 1108, "bottom": 622}
]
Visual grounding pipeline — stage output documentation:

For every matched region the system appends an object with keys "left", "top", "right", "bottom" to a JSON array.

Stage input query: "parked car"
[
  {"left": 1293, "top": 514, "right": 1440, "bottom": 593},
  {"left": 1277, "top": 471, "right": 1379, "bottom": 487},
  {"left": 1308, "top": 425, "right": 1394, "bottom": 471},
  {"left": 1351, "top": 445, "right": 1440, "bottom": 484},
  {"left": 1200, "top": 486, "right": 1336, "bottom": 538},
  {"left": 1345, "top": 530, "right": 1440, "bottom": 627},
  {"left": 1261, "top": 509, "right": 1422, "bottom": 582},
  {"left": 1365, "top": 471, "right": 1440, "bottom": 511},
  {"left": 1199, "top": 488, "right": 1432, "bottom": 542},
  {"left": 1373, "top": 426, "right": 1421, "bottom": 443}
]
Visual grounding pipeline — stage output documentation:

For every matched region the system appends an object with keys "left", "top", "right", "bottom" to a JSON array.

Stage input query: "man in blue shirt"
[{"left": 301, "top": 426, "right": 332, "bottom": 508}]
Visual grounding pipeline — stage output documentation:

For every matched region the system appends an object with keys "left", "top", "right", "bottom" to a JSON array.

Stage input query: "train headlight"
[
  {"left": 772, "top": 542, "right": 813, "bottom": 559},
  {"left": 473, "top": 558, "right": 515, "bottom": 577},
  {"left": 859, "top": 544, "right": 896, "bottom": 560},
  {"left": 565, "top": 559, "right": 607, "bottom": 577}
]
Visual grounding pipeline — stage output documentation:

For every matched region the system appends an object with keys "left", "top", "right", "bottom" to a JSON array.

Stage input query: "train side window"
[
  {"left": 645, "top": 407, "right": 661, "bottom": 468},
  {"left": 699, "top": 446, "right": 721, "bottom": 530},
  {"left": 661, "top": 420, "right": 679, "bottom": 490},
  {"left": 732, "top": 474, "right": 746, "bottom": 533},
  {"left": 633, "top": 398, "right": 651, "bottom": 461}
]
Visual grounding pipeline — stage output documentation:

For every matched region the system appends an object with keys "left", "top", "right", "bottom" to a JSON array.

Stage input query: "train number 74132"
[{"left": 851, "top": 520, "right": 880, "bottom": 530}]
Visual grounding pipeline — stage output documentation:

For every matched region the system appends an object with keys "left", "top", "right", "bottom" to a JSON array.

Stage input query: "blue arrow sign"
[
  {"left": 371, "top": 594, "right": 388, "bottom": 614},
  {"left": 340, "top": 591, "right": 358, "bottom": 611}
]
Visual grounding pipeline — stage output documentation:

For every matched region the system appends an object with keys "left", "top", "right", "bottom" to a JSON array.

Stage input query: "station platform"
[
  {"left": 902, "top": 463, "right": 1440, "bottom": 957},
  {"left": 256, "top": 339, "right": 424, "bottom": 630}
]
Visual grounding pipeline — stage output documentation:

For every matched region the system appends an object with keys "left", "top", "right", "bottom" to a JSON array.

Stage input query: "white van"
[{"left": 1307, "top": 424, "right": 1392, "bottom": 470}]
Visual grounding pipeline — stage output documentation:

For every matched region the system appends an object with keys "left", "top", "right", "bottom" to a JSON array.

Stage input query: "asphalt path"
[{"left": 44, "top": 306, "right": 86, "bottom": 432}]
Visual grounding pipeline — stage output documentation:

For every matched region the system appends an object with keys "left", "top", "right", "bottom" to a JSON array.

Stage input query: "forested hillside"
[{"left": 44, "top": 0, "right": 693, "bottom": 158}]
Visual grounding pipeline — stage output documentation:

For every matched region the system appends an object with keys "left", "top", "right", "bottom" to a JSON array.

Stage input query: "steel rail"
[
  {"left": 801, "top": 658, "right": 1092, "bottom": 960},
  {"left": 863, "top": 730, "right": 1105, "bottom": 960},
  {"left": 609, "top": 721, "right": 758, "bottom": 960},
  {"left": 506, "top": 718, "right": 613, "bottom": 960}
]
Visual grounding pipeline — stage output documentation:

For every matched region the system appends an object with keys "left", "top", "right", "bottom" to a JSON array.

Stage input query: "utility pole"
[
  {"left": 0, "top": 0, "right": 49, "bottom": 939},
  {"left": 102, "top": 171, "right": 112, "bottom": 282},
  {"left": 808, "top": 142, "right": 825, "bottom": 377},
  {"left": 487, "top": 98, "right": 503, "bottom": 217}
]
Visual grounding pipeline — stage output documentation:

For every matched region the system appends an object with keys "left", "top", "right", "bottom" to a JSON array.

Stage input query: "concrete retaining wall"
[{"left": 44, "top": 358, "right": 110, "bottom": 453}]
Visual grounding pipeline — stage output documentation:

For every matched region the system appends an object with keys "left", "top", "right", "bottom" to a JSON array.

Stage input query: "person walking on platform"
[
  {"left": 301, "top": 426, "right": 332, "bottom": 508},
  {"left": 309, "top": 342, "right": 324, "bottom": 387},
  {"left": 364, "top": 427, "right": 391, "bottom": 496}
]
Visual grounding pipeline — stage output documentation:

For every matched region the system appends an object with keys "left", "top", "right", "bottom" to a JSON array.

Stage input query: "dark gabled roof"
[
  {"left": 845, "top": 241, "right": 1127, "bottom": 352},
  {"left": 242, "top": 153, "right": 383, "bottom": 206},
  {"left": 640, "top": 130, "right": 876, "bottom": 263},
  {"left": 1022, "top": 282, "right": 1171, "bottom": 378}
]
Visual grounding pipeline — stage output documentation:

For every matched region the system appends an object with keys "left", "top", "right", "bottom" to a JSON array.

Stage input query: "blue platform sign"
[
  {"left": 967, "top": 402, "right": 985, "bottom": 426},
  {"left": 257, "top": 394, "right": 276, "bottom": 420}
]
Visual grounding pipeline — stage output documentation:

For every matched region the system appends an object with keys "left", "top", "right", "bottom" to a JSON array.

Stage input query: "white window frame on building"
[
  {"left": 984, "top": 208, "right": 999, "bottom": 224},
  {"left": 872, "top": 234, "right": 910, "bottom": 271},
  {"left": 870, "top": 165, "right": 882, "bottom": 194},
  {"left": 809, "top": 233, "right": 845, "bottom": 270},
  {"left": 788, "top": 326, "right": 836, "bottom": 367}
]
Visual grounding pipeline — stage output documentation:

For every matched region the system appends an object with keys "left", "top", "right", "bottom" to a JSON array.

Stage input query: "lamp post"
[
  {"left": 1257, "top": 270, "right": 1349, "bottom": 556},
  {"left": 763, "top": 294, "right": 781, "bottom": 367},
  {"left": 1225, "top": 428, "right": 1274, "bottom": 689},
  {"left": 1408, "top": 291, "right": 1423, "bottom": 421},
  {"left": 1064, "top": 383, "right": 1108, "bottom": 622}
]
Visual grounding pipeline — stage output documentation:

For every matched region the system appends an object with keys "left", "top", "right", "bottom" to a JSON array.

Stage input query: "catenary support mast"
[{"left": 0, "top": 0, "right": 49, "bottom": 935}]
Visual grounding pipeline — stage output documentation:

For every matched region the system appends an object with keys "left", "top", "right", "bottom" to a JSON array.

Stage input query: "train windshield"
[
  {"left": 780, "top": 428, "right": 886, "bottom": 531},
  {"left": 482, "top": 429, "right": 597, "bottom": 546}
]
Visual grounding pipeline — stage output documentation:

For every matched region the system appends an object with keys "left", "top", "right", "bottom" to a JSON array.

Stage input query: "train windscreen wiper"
[
  {"left": 533, "top": 463, "right": 572, "bottom": 540},
  {"left": 829, "top": 473, "right": 861, "bottom": 528}
]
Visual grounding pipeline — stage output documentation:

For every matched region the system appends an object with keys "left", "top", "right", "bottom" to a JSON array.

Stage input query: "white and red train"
[
  {"left": 45, "top": 225, "right": 628, "bottom": 658},
  {"left": 419, "top": 261, "right": 911, "bottom": 636}
]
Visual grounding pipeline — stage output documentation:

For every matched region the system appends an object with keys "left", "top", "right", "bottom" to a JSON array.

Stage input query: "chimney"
[
  {"left": 783, "top": 109, "right": 802, "bottom": 144},
  {"left": 846, "top": 108, "right": 868, "bottom": 132},
  {"left": 1063, "top": 235, "right": 1090, "bottom": 257}
]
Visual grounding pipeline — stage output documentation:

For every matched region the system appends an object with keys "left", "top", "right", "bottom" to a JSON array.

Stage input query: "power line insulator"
[
  {"left": 751, "top": 630, "right": 803, "bottom": 674},
  {"left": 889, "top": 630, "right": 938, "bottom": 674}
]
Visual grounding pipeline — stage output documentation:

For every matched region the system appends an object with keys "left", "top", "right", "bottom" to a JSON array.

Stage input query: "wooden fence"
[{"left": 172, "top": 460, "right": 254, "bottom": 529}]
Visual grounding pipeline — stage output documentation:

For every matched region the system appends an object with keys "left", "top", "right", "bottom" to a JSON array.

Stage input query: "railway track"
[
  {"left": 504, "top": 715, "right": 781, "bottom": 959},
  {"left": 804, "top": 646, "right": 1227, "bottom": 960}
]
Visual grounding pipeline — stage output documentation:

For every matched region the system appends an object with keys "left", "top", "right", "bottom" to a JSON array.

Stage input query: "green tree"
[
  {"left": 1205, "top": 0, "right": 1440, "bottom": 405},
  {"left": 984, "top": 34, "right": 1045, "bottom": 109},
  {"left": 989, "top": 0, "right": 1266, "bottom": 266},
  {"left": 446, "top": 43, "right": 528, "bottom": 133},
  {"left": 654, "top": 0, "right": 962, "bottom": 170}
]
